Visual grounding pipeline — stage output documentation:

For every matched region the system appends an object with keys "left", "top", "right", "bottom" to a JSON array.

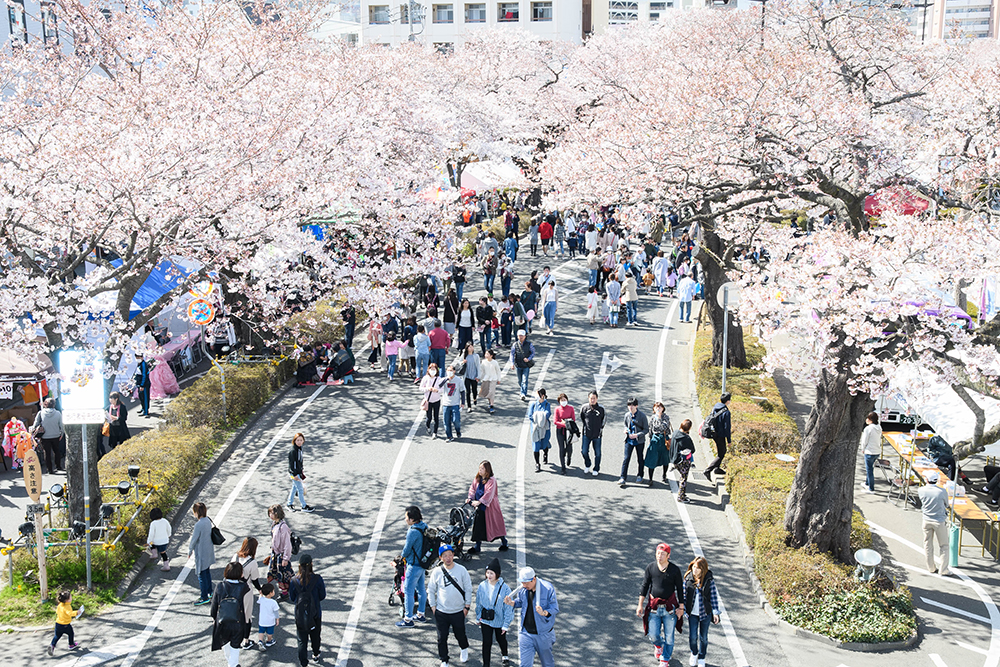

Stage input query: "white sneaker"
[
  {"left": 689, "top": 654, "right": 698, "bottom": 666},
  {"left": 698, "top": 659, "right": 706, "bottom": 667},
  {"left": 584, "top": 466, "right": 592, "bottom": 474},
  {"left": 460, "top": 647, "right": 469, "bottom": 662},
  {"left": 441, "top": 662, "right": 449, "bottom": 667},
  {"left": 591, "top": 469, "right": 599, "bottom": 476}
]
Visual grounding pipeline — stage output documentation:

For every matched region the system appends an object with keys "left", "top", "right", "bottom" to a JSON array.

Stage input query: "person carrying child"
[{"left": 47, "top": 591, "right": 83, "bottom": 656}]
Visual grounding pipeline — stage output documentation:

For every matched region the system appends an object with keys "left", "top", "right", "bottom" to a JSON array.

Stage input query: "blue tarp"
[{"left": 110, "top": 259, "right": 194, "bottom": 319}]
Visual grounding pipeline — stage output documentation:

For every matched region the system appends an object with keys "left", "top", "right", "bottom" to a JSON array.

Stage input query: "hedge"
[{"left": 693, "top": 317, "right": 916, "bottom": 644}]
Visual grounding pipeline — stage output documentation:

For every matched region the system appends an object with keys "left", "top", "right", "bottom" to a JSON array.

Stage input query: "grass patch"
[{"left": 693, "top": 318, "right": 916, "bottom": 644}]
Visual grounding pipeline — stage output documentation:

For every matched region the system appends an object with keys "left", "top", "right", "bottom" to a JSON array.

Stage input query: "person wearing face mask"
[
  {"left": 442, "top": 365, "right": 464, "bottom": 442},
  {"left": 529, "top": 388, "right": 553, "bottom": 472},
  {"left": 475, "top": 558, "right": 513, "bottom": 667},
  {"left": 482, "top": 248, "right": 499, "bottom": 294},
  {"left": 552, "top": 393, "right": 577, "bottom": 475}
]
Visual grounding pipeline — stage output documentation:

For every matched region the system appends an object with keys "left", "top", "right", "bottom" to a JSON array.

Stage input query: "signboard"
[
  {"left": 57, "top": 350, "right": 106, "bottom": 424},
  {"left": 187, "top": 299, "right": 216, "bottom": 326},
  {"left": 189, "top": 280, "right": 215, "bottom": 298},
  {"left": 0, "top": 382, "right": 11, "bottom": 400},
  {"left": 23, "top": 449, "right": 42, "bottom": 502}
]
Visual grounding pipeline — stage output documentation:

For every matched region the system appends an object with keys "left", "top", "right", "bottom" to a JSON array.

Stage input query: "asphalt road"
[{"left": 5, "top": 251, "right": 999, "bottom": 667}]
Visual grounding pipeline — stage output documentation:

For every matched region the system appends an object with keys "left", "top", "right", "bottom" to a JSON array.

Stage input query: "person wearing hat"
[
  {"left": 510, "top": 330, "right": 536, "bottom": 401},
  {"left": 504, "top": 566, "right": 559, "bottom": 667},
  {"left": 636, "top": 543, "right": 685, "bottom": 665},
  {"left": 476, "top": 558, "right": 514, "bottom": 667},
  {"left": 289, "top": 554, "right": 327, "bottom": 666},
  {"left": 918, "top": 471, "right": 951, "bottom": 576},
  {"left": 427, "top": 544, "right": 473, "bottom": 667}
]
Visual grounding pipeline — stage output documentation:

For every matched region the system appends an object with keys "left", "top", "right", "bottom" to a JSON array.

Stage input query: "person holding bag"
[
  {"left": 553, "top": 393, "right": 577, "bottom": 474},
  {"left": 476, "top": 558, "right": 514, "bottom": 667},
  {"left": 190, "top": 502, "right": 217, "bottom": 606},
  {"left": 264, "top": 504, "right": 294, "bottom": 600},
  {"left": 421, "top": 363, "right": 445, "bottom": 438},
  {"left": 466, "top": 461, "right": 509, "bottom": 554},
  {"left": 231, "top": 537, "right": 263, "bottom": 648},
  {"left": 428, "top": 545, "right": 473, "bottom": 666},
  {"left": 636, "top": 543, "right": 685, "bottom": 666},
  {"left": 669, "top": 420, "right": 696, "bottom": 502}
]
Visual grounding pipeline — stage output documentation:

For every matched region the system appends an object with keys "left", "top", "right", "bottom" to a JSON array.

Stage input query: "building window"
[
  {"left": 369, "top": 5, "right": 390, "bottom": 23},
  {"left": 531, "top": 1, "right": 551, "bottom": 20},
  {"left": 498, "top": 2, "right": 519, "bottom": 21},
  {"left": 433, "top": 4, "right": 454, "bottom": 22},
  {"left": 434, "top": 42, "right": 454, "bottom": 54},
  {"left": 465, "top": 2, "right": 486, "bottom": 21},
  {"left": 609, "top": 0, "right": 638, "bottom": 23}
]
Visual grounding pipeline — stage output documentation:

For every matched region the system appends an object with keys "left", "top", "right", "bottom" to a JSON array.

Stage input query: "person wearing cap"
[
  {"left": 918, "top": 471, "right": 951, "bottom": 576},
  {"left": 504, "top": 566, "right": 559, "bottom": 667},
  {"left": 476, "top": 558, "right": 514, "bottom": 667},
  {"left": 288, "top": 554, "right": 327, "bottom": 666},
  {"left": 427, "top": 544, "right": 474, "bottom": 667},
  {"left": 619, "top": 397, "right": 649, "bottom": 488},
  {"left": 636, "top": 543, "right": 685, "bottom": 665},
  {"left": 510, "top": 330, "right": 536, "bottom": 401}
]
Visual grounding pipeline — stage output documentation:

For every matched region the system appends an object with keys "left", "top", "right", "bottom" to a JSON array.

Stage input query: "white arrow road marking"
[
  {"left": 961, "top": 642, "right": 992, "bottom": 657},
  {"left": 921, "top": 596, "right": 992, "bottom": 625},
  {"left": 930, "top": 654, "right": 949, "bottom": 667},
  {"left": 594, "top": 351, "right": 624, "bottom": 393}
]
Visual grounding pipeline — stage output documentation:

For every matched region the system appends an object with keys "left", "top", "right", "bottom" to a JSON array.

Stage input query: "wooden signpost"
[{"left": 22, "top": 450, "right": 48, "bottom": 601}]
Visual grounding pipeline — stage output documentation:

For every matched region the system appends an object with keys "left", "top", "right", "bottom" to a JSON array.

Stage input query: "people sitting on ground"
[
  {"left": 979, "top": 464, "right": 1000, "bottom": 507},
  {"left": 295, "top": 346, "right": 320, "bottom": 386},
  {"left": 320, "top": 341, "right": 356, "bottom": 384}
]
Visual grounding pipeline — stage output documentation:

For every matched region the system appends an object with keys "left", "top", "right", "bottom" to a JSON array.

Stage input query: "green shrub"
[
  {"left": 164, "top": 363, "right": 279, "bottom": 429},
  {"left": 693, "top": 320, "right": 915, "bottom": 643}
]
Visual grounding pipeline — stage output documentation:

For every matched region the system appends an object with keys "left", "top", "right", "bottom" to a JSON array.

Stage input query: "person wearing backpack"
[
  {"left": 210, "top": 561, "right": 251, "bottom": 667},
  {"left": 428, "top": 544, "right": 474, "bottom": 667},
  {"left": 702, "top": 393, "right": 732, "bottom": 482},
  {"left": 230, "top": 537, "right": 263, "bottom": 648},
  {"left": 396, "top": 505, "right": 433, "bottom": 628},
  {"left": 289, "top": 554, "right": 327, "bottom": 666}
]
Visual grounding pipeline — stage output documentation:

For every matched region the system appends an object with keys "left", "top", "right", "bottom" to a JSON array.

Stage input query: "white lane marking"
[
  {"left": 657, "top": 298, "right": 750, "bottom": 667},
  {"left": 515, "top": 350, "right": 555, "bottom": 572},
  {"left": 921, "top": 596, "right": 992, "bottom": 625},
  {"left": 335, "top": 406, "right": 425, "bottom": 667},
  {"left": 931, "top": 655, "right": 949, "bottom": 667},
  {"left": 116, "top": 385, "right": 328, "bottom": 667},
  {"left": 868, "top": 519, "right": 1000, "bottom": 667},
  {"left": 960, "top": 642, "right": 991, "bottom": 656}
]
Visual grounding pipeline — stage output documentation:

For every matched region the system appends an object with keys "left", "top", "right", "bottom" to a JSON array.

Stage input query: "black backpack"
[
  {"left": 699, "top": 408, "right": 719, "bottom": 439},
  {"left": 416, "top": 526, "right": 441, "bottom": 570},
  {"left": 216, "top": 582, "right": 242, "bottom": 633},
  {"left": 290, "top": 530, "right": 303, "bottom": 556},
  {"left": 294, "top": 577, "right": 318, "bottom": 628}
]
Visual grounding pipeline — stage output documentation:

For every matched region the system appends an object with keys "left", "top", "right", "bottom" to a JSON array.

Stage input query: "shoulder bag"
[
  {"left": 210, "top": 519, "right": 226, "bottom": 546},
  {"left": 480, "top": 582, "right": 503, "bottom": 621},
  {"left": 440, "top": 565, "right": 466, "bottom": 599}
]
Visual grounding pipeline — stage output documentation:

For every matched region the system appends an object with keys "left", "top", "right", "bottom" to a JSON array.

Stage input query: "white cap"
[
  {"left": 926, "top": 471, "right": 940, "bottom": 484},
  {"left": 517, "top": 329, "right": 527, "bottom": 337},
  {"left": 518, "top": 567, "right": 535, "bottom": 583}
]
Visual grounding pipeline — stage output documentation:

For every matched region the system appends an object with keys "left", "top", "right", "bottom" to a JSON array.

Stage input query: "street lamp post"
[{"left": 749, "top": 0, "right": 768, "bottom": 47}]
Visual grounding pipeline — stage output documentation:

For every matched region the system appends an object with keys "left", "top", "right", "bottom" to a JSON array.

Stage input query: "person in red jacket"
[{"left": 539, "top": 219, "right": 554, "bottom": 257}]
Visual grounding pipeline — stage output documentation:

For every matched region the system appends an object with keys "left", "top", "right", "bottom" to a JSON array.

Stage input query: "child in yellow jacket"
[{"left": 47, "top": 591, "right": 82, "bottom": 655}]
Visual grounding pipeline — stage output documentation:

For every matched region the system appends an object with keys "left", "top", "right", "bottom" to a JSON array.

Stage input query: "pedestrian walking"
[
  {"left": 231, "top": 537, "right": 263, "bottom": 648},
  {"left": 510, "top": 330, "right": 536, "bottom": 401},
  {"left": 289, "top": 554, "right": 326, "bottom": 666},
  {"left": 504, "top": 567, "right": 559, "bottom": 667},
  {"left": 580, "top": 391, "right": 606, "bottom": 476},
  {"left": 466, "top": 461, "right": 510, "bottom": 553},
  {"left": 452, "top": 263, "right": 467, "bottom": 301},
  {"left": 539, "top": 217, "right": 553, "bottom": 256},
  {"left": 341, "top": 305, "right": 356, "bottom": 349},
  {"left": 366, "top": 317, "right": 383, "bottom": 371},
  {"left": 457, "top": 299, "right": 475, "bottom": 352},
  {"left": 678, "top": 274, "right": 696, "bottom": 323},
  {"left": 684, "top": 556, "right": 721, "bottom": 667},
  {"left": 586, "top": 285, "right": 600, "bottom": 325},
  {"left": 287, "top": 433, "right": 315, "bottom": 513},
  {"left": 541, "top": 280, "right": 558, "bottom": 334},
  {"left": 105, "top": 391, "right": 131, "bottom": 454},
  {"left": 528, "top": 220, "right": 540, "bottom": 256},
  {"left": 190, "top": 502, "right": 216, "bottom": 605},
  {"left": 919, "top": 471, "right": 951, "bottom": 575},
  {"left": 482, "top": 249, "right": 499, "bottom": 294},
  {"left": 479, "top": 349, "right": 501, "bottom": 414},
  {"left": 145, "top": 507, "right": 173, "bottom": 572},
  {"left": 210, "top": 562, "right": 251, "bottom": 667},
  {"left": 643, "top": 402, "right": 672, "bottom": 485},
  {"left": 428, "top": 544, "right": 473, "bottom": 667},
  {"left": 385, "top": 331, "right": 404, "bottom": 381},
  {"left": 636, "top": 543, "right": 685, "bottom": 666},
  {"left": 476, "top": 558, "right": 514, "bottom": 667},
  {"left": 256, "top": 582, "right": 281, "bottom": 649},
  {"left": 442, "top": 364, "right": 464, "bottom": 442},
  {"left": 623, "top": 273, "right": 639, "bottom": 326},
  {"left": 396, "top": 505, "right": 432, "bottom": 627},
  {"left": 460, "top": 343, "right": 481, "bottom": 412},
  {"left": 606, "top": 275, "right": 622, "bottom": 328},
  {"left": 553, "top": 393, "right": 577, "bottom": 474},
  {"left": 444, "top": 291, "right": 460, "bottom": 340},
  {"left": 619, "top": 397, "right": 649, "bottom": 488},
  {"left": 585, "top": 223, "right": 599, "bottom": 255},
  {"left": 421, "top": 363, "right": 446, "bottom": 438},
  {"left": 587, "top": 248, "right": 601, "bottom": 287},
  {"left": 554, "top": 218, "right": 565, "bottom": 256},
  {"left": 264, "top": 504, "right": 294, "bottom": 599},
  {"left": 414, "top": 324, "right": 431, "bottom": 381},
  {"left": 46, "top": 591, "right": 82, "bottom": 656},
  {"left": 134, "top": 356, "right": 152, "bottom": 416},
  {"left": 669, "top": 420, "right": 696, "bottom": 502},
  {"left": 32, "top": 397, "right": 65, "bottom": 473},
  {"left": 861, "top": 411, "right": 883, "bottom": 494},
  {"left": 504, "top": 231, "right": 518, "bottom": 262},
  {"left": 703, "top": 393, "right": 732, "bottom": 481},
  {"left": 529, "top": 388, "right": 553, "bottom": 472}
]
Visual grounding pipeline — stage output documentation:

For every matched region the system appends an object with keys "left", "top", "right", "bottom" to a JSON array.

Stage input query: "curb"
[
  {"left": 688, "top": 316, "right": 919, "bottom": 653},
  {"left": 116, "top": 377, "right": 297, "bottom": 599}
]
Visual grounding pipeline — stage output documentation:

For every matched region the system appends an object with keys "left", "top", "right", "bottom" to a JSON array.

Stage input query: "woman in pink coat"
[{"left": 466, "top": 460, "right": 509, "bottom": 554}]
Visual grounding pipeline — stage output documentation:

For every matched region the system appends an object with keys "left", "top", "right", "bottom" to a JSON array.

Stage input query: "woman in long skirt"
[{"left": 466, "top": 461, "right": 509, "bottom": 554}]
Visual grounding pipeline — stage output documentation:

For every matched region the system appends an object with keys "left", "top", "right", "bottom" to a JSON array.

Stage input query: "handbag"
[
  {"left": 480, "top": 582, "right": 503, "bottom": 622},
  {"left": 210, "top": 519, "right": 226, "bottom": 546},
  {"left": 102, "top": 422, "right": 111, "bottom": 437},
  {"left": 421, "top": 397, "right": 429, "bottom": 411}
]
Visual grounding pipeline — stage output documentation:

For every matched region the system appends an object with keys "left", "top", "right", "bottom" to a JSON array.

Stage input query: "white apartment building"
[{"left": 360, "top": 0, "right": 586, "bottom": 47}]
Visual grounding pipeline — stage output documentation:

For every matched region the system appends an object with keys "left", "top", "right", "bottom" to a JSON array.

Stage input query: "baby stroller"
[
  {"left": 388, "top": 556, "right": 407, "bottom": 616},
  {"left": 438, "top": 501, "right": 476, "bottom": 561}
]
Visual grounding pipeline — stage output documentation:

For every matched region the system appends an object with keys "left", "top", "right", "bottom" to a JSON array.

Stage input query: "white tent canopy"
[{"left": 459, "top": 160, "right": 527, "bottom": 191}]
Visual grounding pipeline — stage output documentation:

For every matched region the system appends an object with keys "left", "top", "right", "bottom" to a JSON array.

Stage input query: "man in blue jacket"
[
  {"left": 504, "top": 567, "right": 558, "bottom": 667},
  {"left": 396, "top": 505, "right": 432, "bottom": 627},
  {"left": 703, "top": 393, "right": 732, "bottom": 481}
]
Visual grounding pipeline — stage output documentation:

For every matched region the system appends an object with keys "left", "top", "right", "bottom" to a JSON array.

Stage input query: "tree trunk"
[
  {"left": 65, "top": 424, "right": 103, "bottom": 527},
  {"left": 700, "top": 227, "right": 748, "bottom": 368},
  {"left": 784, "top": 359, "right": 871, "bottom": 563}
]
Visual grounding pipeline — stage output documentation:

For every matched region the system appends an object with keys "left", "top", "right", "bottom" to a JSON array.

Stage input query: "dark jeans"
[
  {"left": 425, "top": 401, "right": 441, "bottom": 434},
  {"left": 501, "top": 319, "right": 513, "bottom": 346},
  {"left": 501, "top": 276, "right": 512, "bottom": 297},
  {"left": 620, "top": 439, "right": 645, "bottom": 479},
  {"left": 581, "top": 434, "right": 602, "bottom": 472},
  {"left": 431, "top": 348, "right": 448, "bottom": 375},
  {"left": 689, "top": 612, "right": 711, "bottom": 660},
  {"left": 198, "top": 567, "right": 212, "bottom": 601},
  {"left": 40, "top": 437, "right": 63, "bottom": 473},
  {"left": 296, "top": 617, "right": 322, "bottom": 666},
  {"left": 479, "top": 329, "right": 491, "bottom": 355},
  {"left": 865, "top": 453, "right": 878, "bottom": 491},
  {"left": 344, "top": 321, "right": 355, "bottom": 348},
  {"left": 556, "top": 427, "right": 574, "bottom": 469},
  {"left": 51, "top": 622, "right": 74, "bottom": 647},
  {"left": 138, "top": 384, "right": 151, "bottom": 414},
  {"left": 434, "top": 609, "right": 469, "bottom": 663},
  {"left": 705, "top": 438, "right": 728, "bottom": 475},
  {"left": 516, "top": 367, "right": 530, "bottom": 397},
  {"left": 465, "top": 378, "right": 478, "bottom": 407},
  {"left": 458, "top": 326, "right": 474, "bottom": 351},
  {"left": 481, "top": 624, "right": 509, "bottom": 667}
]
